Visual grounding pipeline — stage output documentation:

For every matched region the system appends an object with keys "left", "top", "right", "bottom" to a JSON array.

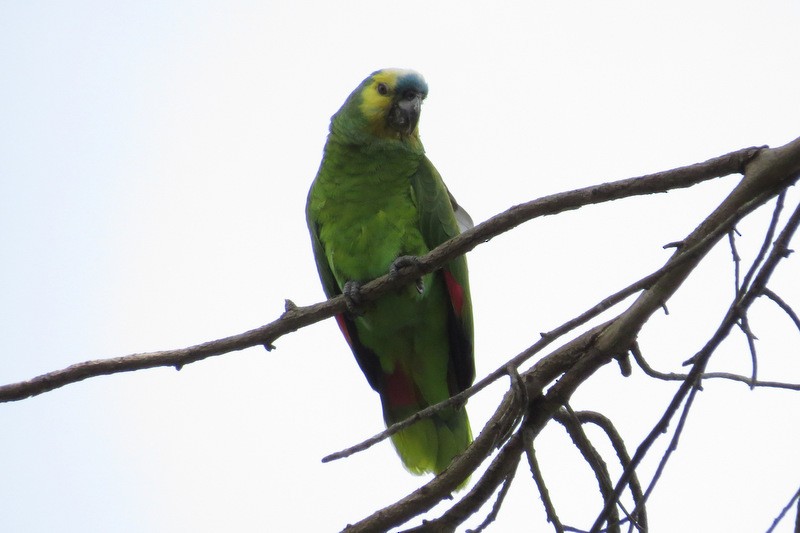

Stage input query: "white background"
[{"left": 2, "top": 1, "right": 799, "bottom": 531}]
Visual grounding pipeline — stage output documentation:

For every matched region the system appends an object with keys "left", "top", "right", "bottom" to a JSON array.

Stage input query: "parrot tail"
[{"left": 380, "top": 369, "right": 473, "bottom": 478}]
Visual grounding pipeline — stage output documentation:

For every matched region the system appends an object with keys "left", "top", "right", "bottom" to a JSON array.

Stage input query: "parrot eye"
[{"left": 376, "top": 83, "right": 389, "bottom": 96}]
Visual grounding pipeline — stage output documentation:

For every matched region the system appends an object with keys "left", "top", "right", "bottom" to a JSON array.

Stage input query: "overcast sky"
[{"left": 2, "top": 1, "right": 799, "bottom": 531}]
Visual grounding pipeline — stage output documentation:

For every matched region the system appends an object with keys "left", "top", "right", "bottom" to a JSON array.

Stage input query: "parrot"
[{"left": 306, "top": 68, "right": 475, "bottom": 476}]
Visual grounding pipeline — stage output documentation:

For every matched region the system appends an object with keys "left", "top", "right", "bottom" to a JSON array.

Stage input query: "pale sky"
[{"left": 2, "top": 2, "right": 799, "bottom": 531}]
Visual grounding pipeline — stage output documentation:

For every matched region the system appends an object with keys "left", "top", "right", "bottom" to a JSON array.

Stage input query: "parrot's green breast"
[
  {"left": 309, "top": 143, "right": 442, "bottom": 376},
  {"left": 311, "top": 151, "right": 427, "bottom": 286}
]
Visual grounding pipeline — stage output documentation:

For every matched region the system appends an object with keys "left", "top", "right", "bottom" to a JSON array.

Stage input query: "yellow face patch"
[
  {"left": 359, "top": 70, "right": 400, "bottom": 117},
  {"left": 358, "top": 69, "right": 407, "bottom": 138}
]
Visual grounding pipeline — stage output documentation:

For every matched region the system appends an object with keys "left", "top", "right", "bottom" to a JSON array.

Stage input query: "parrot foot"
[
  {"left": 390, "top": 255, "right": 424, "bottom": 294},
  {"left": 342, "top": 280, "right": 365, "bottom": 316}
]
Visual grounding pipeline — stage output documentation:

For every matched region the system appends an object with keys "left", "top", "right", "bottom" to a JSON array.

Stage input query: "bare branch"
[
  {"left": 596, "top": 138, "right": 800, "bottom": 365},
  {"left": 523, "top": 429, "right": 565, "bottom": 533},
  {"left": 741, "top": 192, "right": 786, "bottom": 293},
  {"left": 590, "top": 365, "right": 699, "bottom": 532},
  {"left": 734, "top": 192, "right": 787, "bottom": 388},
  {"left": 574, "top": 411, "right": 647, "bottom": 532},
  {"left": 728, "top": 228, "right": 742, "bottom": 293},
  {"left": 736, "top": 314, "right": 760, "bottom": 388},
  {"left": 0, "top": 145, "right": 765, "bottom": 403},
  {"left": 592, "top": 197, "right": 800, "bottom": 532},
  {"left": 555, "top": 407, "right": 619, "bottom": 533},
  {"left": 630, "top": 343, "right": 800, "bottom": 391},
  {"left": 464, "top": 466, "right": 516, "bottom": 533},
  {"left": 633, "top": 381, "right": 700, "bottom": 524},
  {"left": 796, "top": 495, "right": 800, "bottom": 533},
  {"left": 762, "top": 288, "right": 800, "bottom": 334},
  {"left": 765, "top": 484, "right": 800, "bottom": 533}
]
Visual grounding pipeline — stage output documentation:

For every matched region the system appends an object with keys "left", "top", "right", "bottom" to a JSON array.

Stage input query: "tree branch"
[
  {"left": 555, "top": 407, "right": 619, "bottom": 533},
  {"left": 524, "top": 430, "right": 565, "bottom": 533},
  {"left": 765, "top": 485, "right": 800, "bottom": 533},
  {"left": 762, "top": 288, "right": 800, "bottom": 334},
  {"left": 591, "top": 196, "right": 800, "bottom": 532},
  {"left": 575, "top": 411, "right": 647, "bottom": 532},
  {"left": 630, "top": 342, "right": 800, "bottom": 391},
  {"left": 466, "top": 467, "right": 517, "bottom": 533},
  {"left": 0, "top": 145, "right": 764, "bottom": 403}
]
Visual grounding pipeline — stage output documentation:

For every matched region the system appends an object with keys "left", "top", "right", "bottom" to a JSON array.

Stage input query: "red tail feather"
[{"left": 385, "top": 368, "right": 417, "bottom": 407}]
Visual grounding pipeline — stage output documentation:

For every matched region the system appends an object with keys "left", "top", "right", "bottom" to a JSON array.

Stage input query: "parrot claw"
[
  {"left": 343, "top": 280, "right": 365, "bottom": 316},
  {"left": 390, "top": 255, "right": 421, "bottom": 275},
  {"left": 415, "top": 278, "right": 424, "bottom": 294},
  {"left": 390, "top": 255, "right": 425, "bottom": 294}
]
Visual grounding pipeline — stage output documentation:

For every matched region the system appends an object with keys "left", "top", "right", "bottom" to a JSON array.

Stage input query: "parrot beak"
[{"left": 388, "top": 91, "right": 423, "bottom": 135}]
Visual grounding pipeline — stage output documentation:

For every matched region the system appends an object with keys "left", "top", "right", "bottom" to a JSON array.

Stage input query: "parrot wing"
[
  {"left": 306, "top": 198, "right": 384, "bottom": 392},
  {"left": 448, "top": 188, "right": 474, "bottom": 233},
  {"left": 411, "top": 157, "right": 476, "bottom": 393}
]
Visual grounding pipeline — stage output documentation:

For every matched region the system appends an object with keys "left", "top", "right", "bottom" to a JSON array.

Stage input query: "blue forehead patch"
[{"left": 395, "top": 71, "right": 429, "bottom": 97}]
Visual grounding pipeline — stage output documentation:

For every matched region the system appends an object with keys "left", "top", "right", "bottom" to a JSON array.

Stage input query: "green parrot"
[{"left": 306, "top": 69, "right": 475, "bottom": 476}]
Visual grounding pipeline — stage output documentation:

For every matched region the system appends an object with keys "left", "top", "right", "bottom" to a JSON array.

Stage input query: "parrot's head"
[{"left": 331, "top": 69, "right": 428, "bottom": 150}]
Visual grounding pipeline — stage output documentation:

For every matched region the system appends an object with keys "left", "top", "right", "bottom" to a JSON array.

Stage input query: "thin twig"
[
  {"left": 796, "top": 493, "right": 800, "bottom": 533},
  {"left": 630, "top": 344, "right": 800, "bottom": 391},
  {"left": 728, "top": 229, "right": 741, "bottom": 293},
  {"left": 466, "top": 467, "right": 517, "bottom": 533},
  {"left": 633, "top": 380, "right": 700, "bottom": 521},
  {"left": 733, "top": 192, "right": 786, "bottom": 389},
  {"left": 762, "top": 288, "right": 800, "bottom": 333},
  {"left": 765, "top": 484, "right": 800, "bottom": 533},
  {"left": 590, "top": 359, "right": 707, "bottom": 532},
  {"left": 737, "top": 314, "right": 760, "bottom": 388},
  {"left": 523, "top": 428, "right": 565, "bottom": 533},
  {"left": 575, "top": 411, "right": 647, "bottom": 532},
  {"left": 741, "top": 192, "right": 786, "bottom": 294},
  {"left": 555, "top": 407, "right": 619, "bottom": 533}
]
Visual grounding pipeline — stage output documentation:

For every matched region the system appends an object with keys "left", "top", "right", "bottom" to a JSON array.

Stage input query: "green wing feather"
[
  {"left": 306, "top": 191, "right": 384, "bottom": 392},
  {"left": 306, "top": 194, "right": 339, "bottom": 300},
  {"left": 410, "top": 157, "right": 475, "bottom": 394},
  {"left": 409, "top": 157, "right": 475, "bottom": 478}
]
